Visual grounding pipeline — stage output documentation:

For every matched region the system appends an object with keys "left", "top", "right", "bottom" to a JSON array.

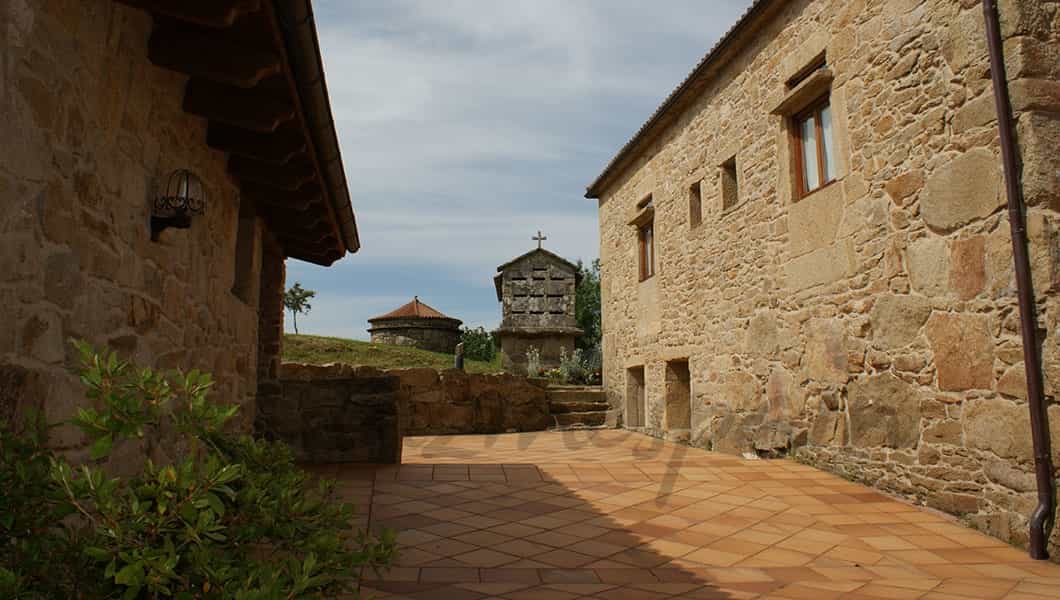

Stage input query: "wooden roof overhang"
[{"left": 117, "top": 0, "right": 360, "bottom": 265}]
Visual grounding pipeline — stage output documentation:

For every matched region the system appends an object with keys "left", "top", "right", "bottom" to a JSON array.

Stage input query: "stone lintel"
[{"left": 770, "top": 68, "right": 834, "bottom": 116}]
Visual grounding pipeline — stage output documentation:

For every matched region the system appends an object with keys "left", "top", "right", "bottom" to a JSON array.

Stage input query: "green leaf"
[
  {"left": 205, "top": 492, "right": 224, "bottom": 517},
  {"left": 90, "top": 434, "right": 114, "bottom": 460},
  {"left": 83, "top": 547, "right": 111, "bottom": 561},
  {"left": 114, "top": 562, "right": 144, "bottom": 586}
]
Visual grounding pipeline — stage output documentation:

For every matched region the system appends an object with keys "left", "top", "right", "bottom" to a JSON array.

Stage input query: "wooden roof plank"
[
  {"left": 184, "top": 79, "right": 294, "bottom": 133},
  {"left": 207, "top": 122, "right": 306, "bottom": 165},
  {"left": 117, "top": 0, "right": 261, "bottom": 28},
  {"left": 149, "top": 22, "right": 281, "bottom": 88}
]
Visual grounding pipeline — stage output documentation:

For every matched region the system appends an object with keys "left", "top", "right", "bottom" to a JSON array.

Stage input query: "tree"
[
  {"left": 460, "top": 326, "right": 496, "bottom": 362},
  {"left": 284, "top": 282, "right": 316, "bottom": 334},
  {"left": 575, "top": 258, "right": 601, "bottom": 351}
]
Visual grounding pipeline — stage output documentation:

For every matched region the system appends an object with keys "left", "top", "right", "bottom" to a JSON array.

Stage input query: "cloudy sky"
[{"left": 285, "top": 0, "right": 755, "bottom": 339}]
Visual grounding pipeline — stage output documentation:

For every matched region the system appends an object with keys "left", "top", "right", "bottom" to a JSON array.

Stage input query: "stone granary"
[
  {"left": 1, "top": 2, "right": 358, "bottom": 442},
  {"left": 586, "top": 1, "right": 1060, "bottom": 556},
  {"left": 367, "top": 297, "right": 462, "bottom": 354},
  {"left": 494, "top": 245, "right": 582, "bottom": 374}
]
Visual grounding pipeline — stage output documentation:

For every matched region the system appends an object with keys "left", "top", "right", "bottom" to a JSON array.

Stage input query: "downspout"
[{"left": 982, "top": 0, "right": 1055, "bottom": 560}]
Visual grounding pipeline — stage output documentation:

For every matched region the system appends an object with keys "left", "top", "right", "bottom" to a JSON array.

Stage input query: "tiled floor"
[{"left": 320, "top": 430, "right": 1060, "bottom": 599}]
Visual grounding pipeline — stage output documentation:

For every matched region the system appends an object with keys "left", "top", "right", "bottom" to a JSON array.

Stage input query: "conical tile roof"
[{"left": 369, "top": 297, "right": 455, "bottom": 321}]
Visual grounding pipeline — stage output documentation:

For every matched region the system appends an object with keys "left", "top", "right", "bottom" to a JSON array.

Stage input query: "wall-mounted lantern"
[{"left": 151, "top": 169, "right": 206, "bottom": 241}]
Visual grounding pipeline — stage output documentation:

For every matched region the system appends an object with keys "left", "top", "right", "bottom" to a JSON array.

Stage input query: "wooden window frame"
[
  {"left": 638, "top": 220, "right": 654, "bottom": 282},
  {"left": 792, "top": 95, "right": 835, "bottom": 199}
]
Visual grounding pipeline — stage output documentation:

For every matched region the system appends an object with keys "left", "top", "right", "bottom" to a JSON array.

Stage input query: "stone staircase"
[{"left": 547, "top": 386, "right": 616, "bottom": 430}]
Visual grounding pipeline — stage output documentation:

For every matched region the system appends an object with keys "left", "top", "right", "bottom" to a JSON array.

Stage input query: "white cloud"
[{"left": 291, "top": 0, "right": 755, "bottom": 342}]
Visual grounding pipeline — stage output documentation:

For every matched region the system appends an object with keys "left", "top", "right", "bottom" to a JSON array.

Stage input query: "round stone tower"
[{"left": 367, "top": 297, "right": 463, "bottom": 354}]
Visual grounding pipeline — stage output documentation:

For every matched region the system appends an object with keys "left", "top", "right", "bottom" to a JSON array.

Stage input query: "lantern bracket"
[{"left": 151, "top": 169, "right": 206, "bottom": 241}]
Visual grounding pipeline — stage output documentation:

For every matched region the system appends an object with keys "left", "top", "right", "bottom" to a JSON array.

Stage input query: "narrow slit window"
[
  {"left": 638, "top": 219, "right": 654, "bottom": 281},
  {"left": 689, "top": 180, "right": 702, "bottom": 227},
  {"left": 720, "top": 157, "right": 738, "bottom": 211}
]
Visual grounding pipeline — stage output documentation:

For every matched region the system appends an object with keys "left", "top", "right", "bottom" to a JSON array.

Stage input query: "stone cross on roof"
[{"left": 532, "top": 230, "right": 547, "bottom": 249}]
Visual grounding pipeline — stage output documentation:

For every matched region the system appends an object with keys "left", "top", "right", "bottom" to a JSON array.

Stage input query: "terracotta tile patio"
[{"left": 321, "top": 431, "right": 1060, "bottom": 599}]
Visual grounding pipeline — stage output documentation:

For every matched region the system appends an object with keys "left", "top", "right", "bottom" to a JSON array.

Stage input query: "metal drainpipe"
[{"left": 982, "top": 0, "right": 1055, "bottom": 560}]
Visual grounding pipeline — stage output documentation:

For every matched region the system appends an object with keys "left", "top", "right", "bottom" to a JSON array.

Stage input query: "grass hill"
[{"left": 282, "top": 334, "right": 502, "bottom": 374}]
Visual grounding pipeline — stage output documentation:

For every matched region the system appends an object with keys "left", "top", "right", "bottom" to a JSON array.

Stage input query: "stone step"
[
  {"left": 551, "top": 411, "right": 608, "bottom": 428},
  {"left": 549, "top": 400, "right": 611, "bottom": 414},
  {"left": 547, "top": 387, "right": 606, "bottom": 405}
]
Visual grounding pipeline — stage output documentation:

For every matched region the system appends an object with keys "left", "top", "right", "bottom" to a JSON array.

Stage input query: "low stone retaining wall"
[
  {"left": 398, "top": 368, "right": 550, "bottom": 435},
  {"left": 258, "top": 363, "right": 552, "bottom": 463},
  {"left": 260, "top": 363, "right": 403, "bottom": 464}
]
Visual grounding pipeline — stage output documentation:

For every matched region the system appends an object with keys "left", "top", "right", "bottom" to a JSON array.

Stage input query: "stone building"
[
  {"left": 1, "top": 1, "right": 358, "bottom": 445},
  {"left": 587, "top": 0, "right": 1060, "bottom": 554},
  {"left": 494, "top": 246, "right": 582, "bottom": 374},
  {"left": 367, "top": 297, "right": 462, "bottom": 354}
]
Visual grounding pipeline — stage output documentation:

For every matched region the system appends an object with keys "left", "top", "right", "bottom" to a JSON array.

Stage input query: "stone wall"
[
  {"left": 398, "top": 368, "right": 551, "bottom": 435},
  {"left": 368, "top": 317, "right": 462, "bottom": 354},
  {"left": 267, "top": 364, "right": 551, "bottom": 458},
  {"left": 254, "top": 232, "right": 286, "bottom": 435},
  {"left": 596, "top": 0, "right": 1060, "bottom": 555},
  {"left": 264, "top": 363, "right": 403, "bottom": 464},
  {"left": 0, "top": 3, "right": 271, "bottom": 444}
]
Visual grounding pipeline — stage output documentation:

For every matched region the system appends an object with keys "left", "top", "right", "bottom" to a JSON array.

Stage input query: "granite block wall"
[{"left": 596, "top": 0, "right": 1060, "bottom": 555}]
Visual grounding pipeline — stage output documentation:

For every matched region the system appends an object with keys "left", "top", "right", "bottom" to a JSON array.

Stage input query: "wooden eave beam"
[
  {"left": 207, "top": 123, "right": 306, "bottom": 165},
  {"left": 149, "top": 23, "right": 282, "bottom": 88},
  {"left": 279, "top": 234, "right": 338, "bottom": 250},
  {"left": 117, "top": 0, "right": 261, "bottom": 28},
  {"left": 259, "top": 1, "right": 348, "bottom": 255},
  {"left": 278, "top": 235, "right": 341, "bottom": 262},
  {"left": 259, "top": 205, "right": 325, "bottom": 231},
  {"left": 228, "top": 156, "right": 316, "bottom": 191},
  {"left": 184, "top": 79, "right": 294, "bottom": 133},
  {"left": 285, "top": 248, "right": 338, "bottom": 266},
  {"left": 239, "top": 181, "right": 322, "bottom": 212},
  {"left": 276, "top": 226, "right": 338, "bottom": 245}
]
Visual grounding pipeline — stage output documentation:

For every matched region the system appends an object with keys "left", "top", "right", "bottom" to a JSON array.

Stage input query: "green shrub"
[
  {"left": 460, "top": 326, "right": 496, "bottom": 362},
  {"left": 0, "top": 341, "right": 396, "bottom": 599},
  {"left": 552, "top": 347, "right": 601, "bottom": 386}
]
